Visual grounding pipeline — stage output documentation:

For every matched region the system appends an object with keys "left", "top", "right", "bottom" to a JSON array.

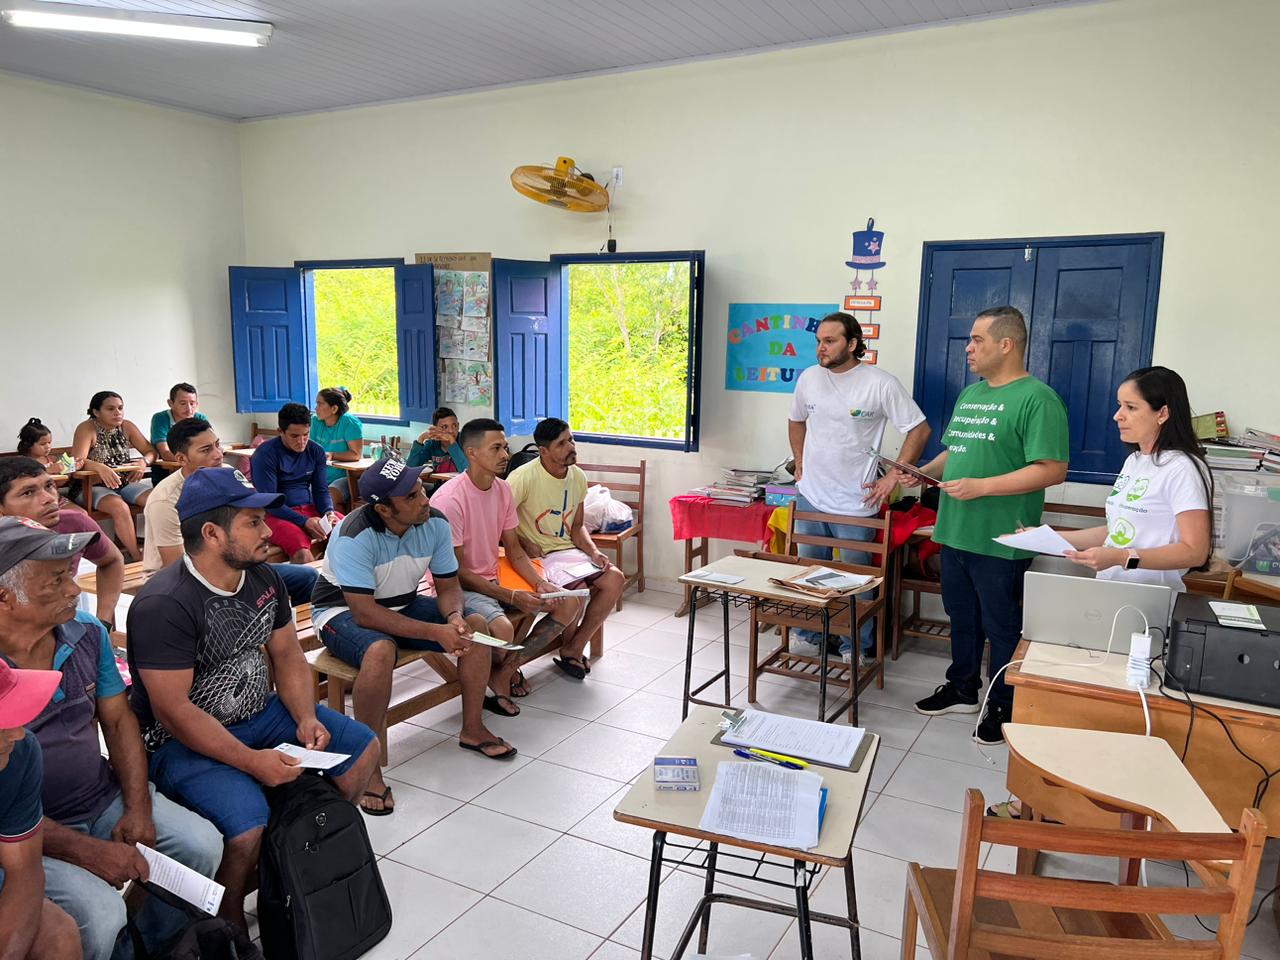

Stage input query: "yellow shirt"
[{"left": 506, "top": 459, "right": 588, "bottom": 555}]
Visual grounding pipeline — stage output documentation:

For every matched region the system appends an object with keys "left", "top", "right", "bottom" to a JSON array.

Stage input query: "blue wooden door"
[
  {"left": 493, "top": 259, "right": 563, "bottom": 436},
  {"left": 229, "top": 267, "right": 314, "bottom": 413},
  {"left": 1027, "top": 242, "right": 1159, "bottom": 483},
  {"left": 395, "top": 263, "right": 436, "bottom": 422},
  {"left": 914, "top": 249, "right": 1036, "bottom": 461}
]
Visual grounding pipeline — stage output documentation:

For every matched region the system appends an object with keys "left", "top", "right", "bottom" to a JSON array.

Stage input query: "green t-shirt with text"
[{"left": 932, "top": 376, "right": 1069, "bottom": 559}]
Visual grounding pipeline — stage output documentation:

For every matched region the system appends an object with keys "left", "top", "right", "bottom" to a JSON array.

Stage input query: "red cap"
[{"left": 0, "top": 659, "right": 61, "bottom": 728}]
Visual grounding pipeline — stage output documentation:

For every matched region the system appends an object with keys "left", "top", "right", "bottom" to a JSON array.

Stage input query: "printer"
[{"left": 1166, "top": 593, "right": 1280, "bottom": 709}]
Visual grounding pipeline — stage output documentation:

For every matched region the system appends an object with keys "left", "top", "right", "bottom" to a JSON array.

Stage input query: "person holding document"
[
  {"left": 900, "top": 307, "right": 1069, "bottom": 745},
  {"left": 0, "top": 518, "right": 223, "bottom": 960},
  {"left": 786, "top": 312, "right": 930, "bottom": 664},
  {"left": 1049, "top": 367, "right": 1211, "bottom": 588}
]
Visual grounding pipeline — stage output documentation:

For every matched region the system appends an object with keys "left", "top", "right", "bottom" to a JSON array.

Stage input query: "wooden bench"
[
  {"left": 305, "top": 610, "right": 552, "bottom": 765},
  {"left": 580, "top": 459, "right": 646, "bottom": 610}
]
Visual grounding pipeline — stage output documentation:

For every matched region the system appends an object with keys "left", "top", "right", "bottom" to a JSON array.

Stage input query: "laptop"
[{"left": 1021, "top": 571, "right": 1175, "bottom": 655}]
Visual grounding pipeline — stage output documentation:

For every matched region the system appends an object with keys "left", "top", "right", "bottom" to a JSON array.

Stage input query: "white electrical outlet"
[
  {"left": 1126, "top": 632, "right": 1152, "bottom": 689},
  {"left": 612, "top": 165, "right": 624, "bottom": 186}
]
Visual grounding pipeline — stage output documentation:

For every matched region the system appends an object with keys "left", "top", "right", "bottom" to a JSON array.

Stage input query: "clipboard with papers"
[
  {"left": 872, "top": 452, "right": 940, "bottom": 488},
  {"left": 711, "top": 709, "right": 873, "bottom": 772}
]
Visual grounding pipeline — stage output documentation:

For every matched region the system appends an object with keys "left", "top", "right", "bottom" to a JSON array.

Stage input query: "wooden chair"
[
  {"left": 580, "top": 460, "right": 647, "bottom": 610},
  {"left": 902, "top": 788, "right": 1267, "bottom": 960},
  {"left": 746, "top": 505, "right": 893, "bottom": 722}
]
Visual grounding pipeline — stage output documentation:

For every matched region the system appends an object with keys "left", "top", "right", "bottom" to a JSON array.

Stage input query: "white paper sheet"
[
  {"left": 993, "top": 524, "right": 1076, "bottom": 557},
  {"left": 793, "top": 566, "right": 871, "bottom": 591},
  {"left": 469, "top": 632, "right": 524, "bottom": 650},
  {"left": 688, "top": 569, "right": 746, "bottom": 585},
  {"left": 273, "top": 743, "right": 351, "bottom": 770},
  {"left": 699, "top": 762, "right": 823, "bottom": 849},
  {"left": 721, "top": 709, "right": 863, "bottom": 768},
  {"left": 137, "top": 843, "right": 224, "bottom": 915},
  {"left": 1208, "top": 601, "right": 1266, "bottom": 630},
  {"left": 536, "top": 588, "right": 592, "bottom": 599}
]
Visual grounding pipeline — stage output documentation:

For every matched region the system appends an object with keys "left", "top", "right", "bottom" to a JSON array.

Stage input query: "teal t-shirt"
[
  {"left": 932, "top": 376, "right": 1069, "bottom": 559},
  {"left": 311, "top": 413, "right": 364, "bottom": 485},
  {"left": 149, "top": 410, "right": 208, "bottom": 446}
]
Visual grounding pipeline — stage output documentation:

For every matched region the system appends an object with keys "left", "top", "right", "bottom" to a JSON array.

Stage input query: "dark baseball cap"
[
  {"left": 0, "top": 516, "right": 99, "bottom": 578},
  {"left": 358, "top": 456, "right": 426, "bottom": 504},
  {"left": 177, "top": 467, "right": 284, "bottom": 522}
]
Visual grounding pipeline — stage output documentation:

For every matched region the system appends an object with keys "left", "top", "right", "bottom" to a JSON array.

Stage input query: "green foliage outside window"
[
  {"left": 566, "top": 261, "right": 692, "bottom": 440},
  {"left": 314, "top": 268, "right": 399, "bottom": 418}
]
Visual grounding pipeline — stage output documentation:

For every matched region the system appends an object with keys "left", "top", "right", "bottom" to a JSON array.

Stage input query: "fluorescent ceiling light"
[{"left": 2, "top": 3, "right": 272, "bottom": 46}]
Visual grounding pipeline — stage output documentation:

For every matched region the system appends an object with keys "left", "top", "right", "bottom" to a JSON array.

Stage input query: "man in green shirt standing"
[{"left": 904, "top": 306, "right": 1069, "bottom": 744}]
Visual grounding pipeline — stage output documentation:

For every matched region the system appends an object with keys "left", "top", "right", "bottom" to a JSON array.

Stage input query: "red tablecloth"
[{"left": 669, "top": 494, "right": 774, "bottom": 546}]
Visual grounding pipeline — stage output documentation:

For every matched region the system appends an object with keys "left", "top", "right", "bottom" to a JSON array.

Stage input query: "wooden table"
[
  {"left": 669, "top": 494, "right": 776, "bottom": 616},
  {"left": 678, "top": 555, "right": 861, "bottom": 723},
  {"left": 329, "top": 456, "right": 378, "bottom": 507},
  {"left": 1006, "top": 639, "right": 1280, "bottom": 837},
  {"left": 614, "top": 705, "right": 878, "bottom": 960}
]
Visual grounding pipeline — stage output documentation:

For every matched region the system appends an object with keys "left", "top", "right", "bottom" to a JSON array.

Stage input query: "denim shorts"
[
  {"left": 149, "top": 694, "right": 375, "bottom": 839},
  {"left": 462, "top": 588, "right": 516, "bottom": 625},
  {"left": 73, "top": 478, "right": 152, "bottom": 508},
  {"left": 319, "top": 594, "right": 447, "bottom": 668}
]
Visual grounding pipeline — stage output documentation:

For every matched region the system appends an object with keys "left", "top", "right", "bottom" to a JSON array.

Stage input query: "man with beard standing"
[
  {"left": 126, "top": 468, "right": 379, "bottom": 931},
  {"left": 787, "top": 312, "right": 930, "bottom": 664}
]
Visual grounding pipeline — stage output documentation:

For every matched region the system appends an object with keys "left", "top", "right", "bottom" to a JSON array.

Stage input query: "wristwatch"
[{"left": 1125, "top": 549, "right": 1141, "bottom": 570}]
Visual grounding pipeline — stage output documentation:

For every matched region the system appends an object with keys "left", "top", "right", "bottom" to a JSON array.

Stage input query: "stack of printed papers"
[{"left": 699, "top": 761, "right": 824, "bottom": 850}]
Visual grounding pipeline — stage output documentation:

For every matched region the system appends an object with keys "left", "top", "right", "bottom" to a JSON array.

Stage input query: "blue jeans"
[
  {"left": 41, "top": 784, "right": 223, "bottom": 960},
  {"left": 940, "top": 546, "right": 1032, "bottom": 710},
  {"left": 270, "top": 562, "right": 318, "bottom": 608},
  {"left": 150, "top": 695, "right": 375, "bottom": 840},
  {"left": 319, "top": 594, "right": 447, "bottom": 667},
  {"left": 793, "top": 495, "right": 876, "bottom": 655}
]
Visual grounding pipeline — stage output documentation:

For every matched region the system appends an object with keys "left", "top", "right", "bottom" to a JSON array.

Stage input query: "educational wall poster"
[
  {"left": 416, "top": 251, "right": 494, "bottom": 409},
  {"left": 463, "top": 271, "right": 489, "bottom": 317},
  {"left": 443, "top": 359, "right": 493, "bottom": 406},
  {"left": 841, "top": 218, "right": 885, "bottom": 364},
  {"left": 725, "top": 303, "right": 837, "bottom": 393}
]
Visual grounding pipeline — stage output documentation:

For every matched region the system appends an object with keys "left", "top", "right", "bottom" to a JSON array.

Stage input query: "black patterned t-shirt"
[{"left": 127, "top": 557, "right": 292, "bottom": 751}]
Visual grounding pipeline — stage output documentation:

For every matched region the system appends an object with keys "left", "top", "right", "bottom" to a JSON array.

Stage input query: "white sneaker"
[{"left": 787, "top": 636, "right": 822, "bottom": 657}]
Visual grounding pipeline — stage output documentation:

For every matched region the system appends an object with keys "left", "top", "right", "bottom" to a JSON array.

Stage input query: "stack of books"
[
  {"left": 1202, "top": 441, "right": 1264, "bottom": 471},
  {"left": 1192, "top": 411, "right": 1229, "bottom": 440},
  {"left": 692, "top": 468, "right": 772, "bottom": 505},
  {"left": 1242, "top": 428, "right": 1280, "bottom": 474}
]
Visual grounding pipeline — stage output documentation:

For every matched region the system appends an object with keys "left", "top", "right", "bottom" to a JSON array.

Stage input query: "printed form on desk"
[
  {"left": 722, "top": 708, "right": 864, "bottom": 767},
  {"left": 699, "top": 762, "right": 824, "bottom": 850}
]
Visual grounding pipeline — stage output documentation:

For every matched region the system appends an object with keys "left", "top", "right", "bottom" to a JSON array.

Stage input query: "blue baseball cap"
[
  {"left": 177, "top": 467, "right": 284, "bottom": 521},
  {"left": 358, "top": 456, "right": 426, "bottom": 504}
]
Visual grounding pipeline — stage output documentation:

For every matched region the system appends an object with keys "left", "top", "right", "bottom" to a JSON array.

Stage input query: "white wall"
[
  {"left": 0, "top": 73, "right": 244, "bottom": 449},
  {"left": 56, "top": 0, "right": 1264, "bottom": 585}
]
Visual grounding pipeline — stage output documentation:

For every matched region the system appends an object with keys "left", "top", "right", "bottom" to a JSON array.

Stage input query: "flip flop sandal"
[
  {"left": 986, "top": 801, "right": 1017, "bottom": 819},
  {"left": 458, "top": 738, "right": 518, "bottom": 761},
  {"left": 360, "top": 786, "right": 395, "bottom": 817},
  {"left": 483, "top": 694, "right": 520, "bottom": 717},
  {"left": 509, "top": 669, "right": 531, "bottom": 698},
  {"left": 554, "top": 656, "right": 588, "bottom": 680}
]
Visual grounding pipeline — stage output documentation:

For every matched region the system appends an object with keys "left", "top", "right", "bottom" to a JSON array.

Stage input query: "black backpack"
[
  {"left": 128, "top": 884, "right": 263, "bottom": 960},
  {"left": 502, "top": 442, "right": 540, "bottom": 478},
  {"left": 257, "top": 773, "right": 392, "bottom": 960}
]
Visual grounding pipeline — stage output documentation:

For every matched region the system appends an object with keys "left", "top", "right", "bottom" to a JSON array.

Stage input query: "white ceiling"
[{"left": 0, "top": 0, "right": 1084, "bottom": 120}]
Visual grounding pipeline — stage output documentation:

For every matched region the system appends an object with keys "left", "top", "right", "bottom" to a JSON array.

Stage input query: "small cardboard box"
[{"left": 654, "top": 756, "right": 700, "bottom": 792}]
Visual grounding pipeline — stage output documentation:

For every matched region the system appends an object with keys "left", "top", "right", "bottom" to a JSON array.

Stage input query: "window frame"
[
  {"left": 550, "top": 250, "right": 705, "bottom": 452},
  {"left": 295, "top": 257, "right": 411, "bottom": 427}
]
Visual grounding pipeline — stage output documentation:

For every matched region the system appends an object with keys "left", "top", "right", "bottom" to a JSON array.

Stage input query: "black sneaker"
[
  {"left": 974, "top": 702, "right": 1010, "bottom": 745},
  {"left": 913, "top": 682, "right": 980, "bottom": 716}
]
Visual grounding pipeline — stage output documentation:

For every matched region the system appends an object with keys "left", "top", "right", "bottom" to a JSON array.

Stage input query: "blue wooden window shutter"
[
  {"left": 395, "top": 263, "right": 436, "bottom": 422},
  {"left": 493, "top": 259, "right": 564, "bottom": 436},
  {"left": 229, "top": 267, "right": 315, "bottom": 413}
]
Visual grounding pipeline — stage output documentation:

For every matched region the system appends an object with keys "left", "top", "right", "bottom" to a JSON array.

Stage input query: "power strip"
[{"left": 1126, "top": 631, "right": 1153, "bottom": 689}]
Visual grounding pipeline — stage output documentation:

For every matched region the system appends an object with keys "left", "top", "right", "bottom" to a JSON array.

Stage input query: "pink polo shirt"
[{"left": 429, "top": 472, "right": 517, "bottom": 581}]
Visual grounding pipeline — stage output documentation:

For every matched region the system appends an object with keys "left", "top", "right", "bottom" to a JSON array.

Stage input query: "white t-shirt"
[
  {"left": 787, "top": 362, "right": 926, "bottom": 517},
  {"left": 1098, "top": 450, "right": 1210, "bottom": 591}
]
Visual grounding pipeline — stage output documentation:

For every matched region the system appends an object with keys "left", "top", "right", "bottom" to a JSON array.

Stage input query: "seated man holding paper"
[
  {"left": 313, "top": 454, "right": 517, "bottom": 813},
  {"left": 508, "top": 418, "right": 624, "bottom": 680},
  {"left": 126, "top": 469, "right": 379, "bottom": 931},
  {"left": 0, "top": 517, "right": 223, "bottom": 960},
  {"left": 432, "top": 419, "right": 585, "bottom": 701}
]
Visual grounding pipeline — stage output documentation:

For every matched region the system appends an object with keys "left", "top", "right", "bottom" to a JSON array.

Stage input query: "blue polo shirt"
[
  {"left": 11, "top": 612, "right": 125, "bottom": 825},
  {"left": 0, "top": 732, "right": 43, "bottom": 844}
]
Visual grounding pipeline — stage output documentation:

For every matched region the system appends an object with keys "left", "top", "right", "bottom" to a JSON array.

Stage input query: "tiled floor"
[{"left": 324, "top": 588, "right": 1279, "bottom": 960}]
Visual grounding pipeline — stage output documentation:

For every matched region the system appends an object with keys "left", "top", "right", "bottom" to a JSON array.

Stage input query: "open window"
[
  {"left": 228, "top": 259, "right": 434, "bottom": 423},
  {"left": 494, "top": 251, "right": 704, "bottom": 450}
]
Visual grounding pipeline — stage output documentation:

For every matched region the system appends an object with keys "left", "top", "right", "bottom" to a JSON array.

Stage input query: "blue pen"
[{"left": 733, "top": 748, "right": 803, "bottom": 770}]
